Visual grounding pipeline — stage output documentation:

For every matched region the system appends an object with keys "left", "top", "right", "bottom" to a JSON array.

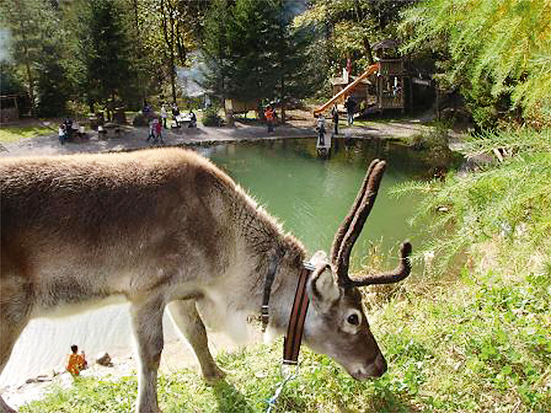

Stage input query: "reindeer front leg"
[
  {"left": 130, "top": 296, "right": 165, "bottom": 413},
  {"left": 167, "top": 300, "right": 226, "bottom": 384}
]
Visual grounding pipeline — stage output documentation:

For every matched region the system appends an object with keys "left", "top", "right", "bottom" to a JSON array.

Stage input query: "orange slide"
[{"left": 313, "top": 62, "right": 379, "bottom": 116}]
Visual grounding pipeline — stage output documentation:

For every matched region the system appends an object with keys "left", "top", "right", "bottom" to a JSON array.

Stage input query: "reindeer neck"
[{"left": 225, "top": 183, "right": 308, "bottom": 332}]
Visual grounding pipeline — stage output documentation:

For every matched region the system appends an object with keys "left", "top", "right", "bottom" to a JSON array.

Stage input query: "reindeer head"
[{"left": 303, "top": 159, "right": 412, "bottom": 380}]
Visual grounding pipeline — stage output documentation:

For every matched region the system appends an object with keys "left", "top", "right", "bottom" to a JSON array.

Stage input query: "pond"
[
  {"left": 205, "top": 138, "right": 428, "bottom": 270},
  {"left": 0, "top": 137, "right": 430, "bottom": 388}
]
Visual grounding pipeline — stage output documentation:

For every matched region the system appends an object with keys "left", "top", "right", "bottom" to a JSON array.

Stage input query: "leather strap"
[
  {"left": 283, "top": 265, "right": 313, "bottom": 365},
  {"left": 261, "top": 249, "right": 284, "bottom": 332}
]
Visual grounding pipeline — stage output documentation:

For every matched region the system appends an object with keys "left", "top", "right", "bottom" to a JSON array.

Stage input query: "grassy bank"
[
  {"left": 19, "top": 265, "right": 550, "bottom": 412},
  {"left": 0, "top": 124, "right": 54, "bottom": 144}
]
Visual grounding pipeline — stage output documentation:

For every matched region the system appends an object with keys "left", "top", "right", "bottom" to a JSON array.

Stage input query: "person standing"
[
  {"left": 160, "top": 104, "right": 168, "bottom": 128},
  {"left": 172, "top": 103, "right": 180, "bottom": 128},
  {"left": 154, "top": 116, "right": 163, "bottom": 144},
  {"left": 188, "top": 110, "right": 197, "bottom": 128},
  {"left": 344, "top": 96, "right": 356, "bottom": 125},
  {"left": 264, "top": 106, "right": 275, "bottom": 133},
  {"left": 58, "top": 123, "right": 67, "bottom": 145},
  {"left": 331, "top": 104, "right": 339, "bottom": 136},
  {"left": 147, "top": 118, "right": 158, "bottom": 142},
  {"left": 316, "top": 114, "right": 326, "bottom": 147}
]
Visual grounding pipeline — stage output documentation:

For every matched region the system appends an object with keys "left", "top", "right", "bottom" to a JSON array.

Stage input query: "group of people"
[
  {"left": 58, "top": 117, "right": 80, "bottom": 145},
  {"left": 264, "top": 95, "right": 355, "bottom": 142},
  {"left": 145, "top": 101, "right": 198, "bottom": 144},
  {"left": 314, "top": 96, "right": 356, "bottom": 149},
  {"left": 66, "top": 344, "right": 87, "bottom": 376},
  {"left": 147, "top": 117, "right": 164, "bottom": 144}
]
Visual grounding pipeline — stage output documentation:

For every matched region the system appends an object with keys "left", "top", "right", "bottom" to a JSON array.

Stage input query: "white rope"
[{"left": 265, "top": 364, "right": 299, "bottom": 413}]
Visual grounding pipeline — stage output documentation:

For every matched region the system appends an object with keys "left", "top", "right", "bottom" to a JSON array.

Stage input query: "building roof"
[{"left": 372, "top": 39, "right": 400, "bottom": 51}]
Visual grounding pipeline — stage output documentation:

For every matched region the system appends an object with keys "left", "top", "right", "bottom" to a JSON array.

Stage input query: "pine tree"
[
  {"left": 1, "top": 0, "right": 71, "bottom": 116},
  {"left": 201, "top": 0, "right": 322, "bottom": 115},
  {"left": 76, "top": 0, "right": 138, "bottom": 115}
]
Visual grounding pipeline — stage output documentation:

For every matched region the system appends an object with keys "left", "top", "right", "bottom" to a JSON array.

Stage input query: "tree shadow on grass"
[{"left": 212, "top": 380, "right": 255, "bottom": 413}]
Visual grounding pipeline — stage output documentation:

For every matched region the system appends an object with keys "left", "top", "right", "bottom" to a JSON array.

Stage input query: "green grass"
[
  {"left": 0, "top": 125, "right": 54, "bottom": 144},
  {"left": 20, "top": 265, "right": 550, "bottom": 412}
]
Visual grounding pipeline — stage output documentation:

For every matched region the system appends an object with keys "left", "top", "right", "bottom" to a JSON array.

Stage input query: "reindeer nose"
[{"left": 373, "top": 354, "right": 387, "bottom": 377}]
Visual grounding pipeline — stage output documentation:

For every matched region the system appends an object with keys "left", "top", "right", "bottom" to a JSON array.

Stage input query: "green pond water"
[{"left": 200, "top": 137, "right": 428, "bottom": 272}]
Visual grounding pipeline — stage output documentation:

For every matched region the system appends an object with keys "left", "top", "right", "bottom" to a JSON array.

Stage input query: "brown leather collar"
[{"left": 283, "top": 263, "right": 314, "bottom": 365}]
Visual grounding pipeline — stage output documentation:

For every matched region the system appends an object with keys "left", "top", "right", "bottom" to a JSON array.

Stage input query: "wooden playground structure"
[{"left": 314, "top": 40, "right": 411, "bottom": 117}]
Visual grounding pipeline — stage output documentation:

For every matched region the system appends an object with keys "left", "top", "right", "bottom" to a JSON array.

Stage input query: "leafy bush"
[
  {"left": 202, "top": 108, "right": 222, "bottom": 127},
  {"left": 395, "top": 127, "right": 551, "bottom": 274},
  {"left": 132, "top": 113, "right": 149, "bottom": 127},
  {"left": 410, "top": 121, "right": 454, "bottom": 176}
]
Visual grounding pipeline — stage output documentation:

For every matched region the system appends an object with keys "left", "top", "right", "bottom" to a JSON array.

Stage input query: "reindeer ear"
[{"left": 308, "top": 263, "right": 341, "bottom": 309}]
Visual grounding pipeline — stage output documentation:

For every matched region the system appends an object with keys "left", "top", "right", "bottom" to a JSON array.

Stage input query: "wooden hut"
[{"left": 0, "top": 94, "right": 20, "bottom": 124}]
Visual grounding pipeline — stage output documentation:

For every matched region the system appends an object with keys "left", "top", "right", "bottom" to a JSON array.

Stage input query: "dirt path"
[{"left": 0, "top": 116, "right": 434, "bottom": 158}]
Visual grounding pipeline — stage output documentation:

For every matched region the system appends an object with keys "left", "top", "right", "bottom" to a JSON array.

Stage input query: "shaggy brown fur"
[{"left": 1, "top": 148, "right": 397, "bottom": 413}]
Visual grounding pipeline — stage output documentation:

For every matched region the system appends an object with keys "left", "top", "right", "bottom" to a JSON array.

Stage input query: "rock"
[
  {"left": 95, "top": 352, "right": 113, "bottom": 367},
  {"left": 25, "top": 375, "right": 51, "bottom": 384}
]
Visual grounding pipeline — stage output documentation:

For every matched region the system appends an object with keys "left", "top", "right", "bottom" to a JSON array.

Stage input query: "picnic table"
[{"left": 172, "top": 114, "right": 196, "bottom": 128}]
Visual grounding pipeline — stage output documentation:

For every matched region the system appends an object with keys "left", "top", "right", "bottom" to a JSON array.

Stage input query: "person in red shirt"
[{"left": 154, "top": 117, "right": 163, "bottom": 144}]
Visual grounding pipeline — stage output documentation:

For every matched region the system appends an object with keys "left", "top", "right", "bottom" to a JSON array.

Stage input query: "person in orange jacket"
[
  {"left": 264, "top": 106, "right": 275, "bottom": 133},
  {"left": 66, "top": 345, "right": 86, "bottom": 376}
]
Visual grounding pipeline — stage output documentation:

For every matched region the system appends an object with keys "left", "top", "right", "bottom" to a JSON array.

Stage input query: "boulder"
[{"left": 95, "top": 352, "right": 113, "bottom": 367}]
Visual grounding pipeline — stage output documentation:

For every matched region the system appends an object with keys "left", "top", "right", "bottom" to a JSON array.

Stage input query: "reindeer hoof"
[{"left": 203, "top": 366, "right": 227, "bottom": 385}]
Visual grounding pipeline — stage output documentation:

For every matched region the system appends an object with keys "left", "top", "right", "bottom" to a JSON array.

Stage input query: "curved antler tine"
[
  {"left": 330, "top": 159, "right": 380, "bottom": 265},
  {"left": 349, "top": 242, "right": 412, "bottom": 287},
  {"left": 336, "top": 160, "right": 387, "bottom": 283}
]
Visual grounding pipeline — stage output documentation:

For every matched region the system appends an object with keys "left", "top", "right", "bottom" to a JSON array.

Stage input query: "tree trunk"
[
  {"left": 131, "top": 0, "right": 146, "bottom": 101},
  {"left": 170, "top": 62, "right": 177, "bottom": 103},
  {"left": 280, "top": 77, "right": 286, "bottom": 123},
  {"left": 161, "top": 0, "right": 178, "bottom": 103},
  {"left": 363, "top": 37, "right": 374, "bottom": 65},
  {"left": 15, "top": 0, "right": 35, "bottom": 116}
]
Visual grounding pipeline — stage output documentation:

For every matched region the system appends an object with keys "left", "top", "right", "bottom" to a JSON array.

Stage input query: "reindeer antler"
[
  {"left": 330, "top": 159, "right": 380, "bottom": 264},
  {"left": 330, "top": 159, "right": 412, "bottom": 288}
]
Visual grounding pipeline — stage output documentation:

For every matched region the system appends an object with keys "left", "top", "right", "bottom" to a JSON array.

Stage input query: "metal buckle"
[
  {"left": 261, "top": 305, "right": 270, "bottom": 332},
  {"left": 303, "top": 261, "right": 316, "bottom": 272},
  {"left": 280, "top": 360, "right": 300, "bottom": 380}
]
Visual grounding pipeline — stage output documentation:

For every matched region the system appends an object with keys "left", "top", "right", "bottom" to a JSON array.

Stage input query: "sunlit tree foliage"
[
  {"left": 294, "top": 0, "right": 416, "bottom": 77},
  {"left": 401, "top": 0, "right": 551, "bottom": 128}
]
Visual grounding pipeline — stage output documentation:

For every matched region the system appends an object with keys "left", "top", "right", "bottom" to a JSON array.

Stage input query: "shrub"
[
  {"left": 202, "top": 108, "right": 222, "bottom": 127},
  {"left": 132, "top": 113, "right": 149, "bottom": 127}
]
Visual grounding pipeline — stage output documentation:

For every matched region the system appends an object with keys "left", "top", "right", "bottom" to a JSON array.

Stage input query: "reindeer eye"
[{"left": 347, "top": 314, "right": 360, "bottom": 326}]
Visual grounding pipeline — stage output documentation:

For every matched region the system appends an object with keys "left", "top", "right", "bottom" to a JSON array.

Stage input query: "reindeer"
[{"left": 0, "top": 148, "right": 411, "bottom": 413}]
